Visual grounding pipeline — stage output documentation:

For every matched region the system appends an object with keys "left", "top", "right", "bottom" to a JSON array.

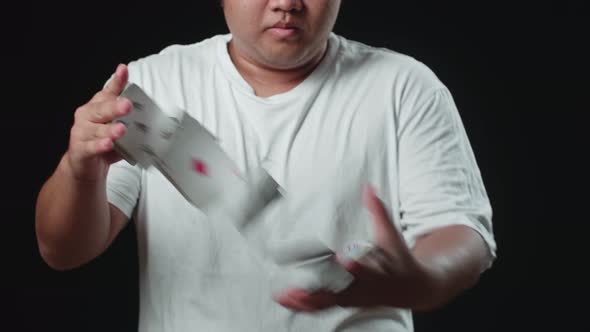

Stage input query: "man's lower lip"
[{"left": 268, "top": 27, "right": 298, "bottom": 38}]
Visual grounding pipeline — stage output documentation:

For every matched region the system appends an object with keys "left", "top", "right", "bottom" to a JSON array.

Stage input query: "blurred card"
[
  {"left": 270, "top": 237, "right": 335, "bottom": 266},
  {"left": 271, "top": 254, "right": 354, "bottom": 294},
  {"left": 113, "top": 83, "right": 282, "bottom": 229},
  {"left": 221, "top": 166, "right": 283, "bottom": 230},
  {"left": 154, "top": 113, "right": 249, "bottom": 210},
  {"left": 113, "top": 83, "right": 181, "bottom": 167}
]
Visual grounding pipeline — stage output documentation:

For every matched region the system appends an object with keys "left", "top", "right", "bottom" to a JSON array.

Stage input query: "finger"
[
  {"left": 356, "top": 247, "right": 397, "bottom": 276},
  {"left": 104, "top": 150, "right": 123, "bottom": 165},
  {"left": 71, "top": 138, "right": 114, "bottom": 160},
  {"left": 88, "top": 122, "right": 127, "bottom": 142},
  {"left": 275, "top": 295, "right": 318, "bottom": 312},
  {"left": 342, "top": 259, "right": 362, "bottom": 273},
  {"left": 71, "top": 121, "right": 126, "bottom": 144},
  {"left": 274, "top": 289, "right": 337, "bottom": 312},
  {"left": 103, "top": 64, "right": 129, "bottom": 96},
  {"left": 363, "top": 185, "right": 406, "bottom": 252},
  {"left": 84, "top": 98, "right": 132, "bottom": 124},
  {"left": 89, "top": 89, "right": 112, "bottom": 104},
  {"left": 273, "top": 290, "right": 319, "bottom": 312},
  {"left": 335, "top": 251, "right": 364, "bottom": 273},
  {"left": 293, "top": 291, "right": 338, "bottom": 311}
]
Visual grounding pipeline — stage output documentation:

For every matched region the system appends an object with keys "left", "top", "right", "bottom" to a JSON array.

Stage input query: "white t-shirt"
[{"left": 106, "top": 33, "right": 496, "bottom": 332}]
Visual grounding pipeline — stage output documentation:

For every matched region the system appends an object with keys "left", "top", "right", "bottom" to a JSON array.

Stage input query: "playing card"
[
  {"left": 111, "top": 84, "right": 281, "bottom": 220},
  {"left": 340, "top": 241, "right": 376, "bottom": 263},
  {"left": 271, "top": 254, "right": 354, "bottom": 294},
  {"left": 113, "top": 83, "right": 181, "bottom": 168},
  {"left": 270, "top": 237, "right": 336, "bottom": 266},
  {"left": 220, "top": 166, "right": 283, "bottom": 231},
  {"left": 153, "top": 113, "right": 249, "bottom": 211},
  {"left": 297, "top": 255, "right": 354, "bottom": 293}
]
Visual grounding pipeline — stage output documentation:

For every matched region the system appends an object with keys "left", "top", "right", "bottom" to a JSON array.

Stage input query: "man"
[{"left": 35, "top": 0, "right": 496, "bottom": 330}]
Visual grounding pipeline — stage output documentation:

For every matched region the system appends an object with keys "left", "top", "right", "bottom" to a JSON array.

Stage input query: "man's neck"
[{"left": 228, "top": 42, "right": 326, "bottom": 98}]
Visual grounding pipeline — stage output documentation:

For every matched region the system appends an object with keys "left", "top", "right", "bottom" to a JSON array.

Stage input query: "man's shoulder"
[
  {"left": 127, "top": 34, "right": 228, "bottom": 73},
  {"left": 335, "top": 34, "right": 421, "bottom": 70},
  {"left": 333, "top": 34, "right": 444, "bottom": 90},
  {"left": 158, "top": 34, "right": 228, "bottom": 59}
]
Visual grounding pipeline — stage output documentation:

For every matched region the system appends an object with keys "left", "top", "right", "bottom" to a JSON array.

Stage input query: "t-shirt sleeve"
[
  {"left": 106, "top": 160, "right": 142, "bottom": 219},
  {"left": 397, "top": 87, "right": 497, "bottom": 271}
]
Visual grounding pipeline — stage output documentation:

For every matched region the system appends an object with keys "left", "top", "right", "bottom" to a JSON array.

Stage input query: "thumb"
[
  {"left": 103, "top": 64, "right": 129, "bottom": 96},
  {"left": 363, "top": 185, "right": 407, "bottom": 254}
]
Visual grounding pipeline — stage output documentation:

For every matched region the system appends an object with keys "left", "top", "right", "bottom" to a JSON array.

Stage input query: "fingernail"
[
  {"left": 117, "top": 98, "right": 131, "bottom": 113},
  {"left": 112, "top": 123, "right": 125, "bottom": 137},
  {"left": 115, "top": 64, "right": 124, "bottom": 77},
  {"left": 102, "top": 138, "right": 113, "bottom": 150}
]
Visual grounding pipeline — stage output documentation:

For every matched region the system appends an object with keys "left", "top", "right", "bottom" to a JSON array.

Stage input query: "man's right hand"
[{"left": 65, "top": 64, "right": 132, "bottom": 181}]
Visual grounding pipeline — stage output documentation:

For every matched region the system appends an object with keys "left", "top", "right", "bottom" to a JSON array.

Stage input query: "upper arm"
[
  {"left": 103, "top": 159, "right": 142, "bottom": 249},
  {"left": 413, "top": 224, "right": 490, "bottom": 273},
  {"left": 396, "top": 87, "right": 497, "bottom": 270},
  {"left": 103, "top": 203, "right": 130, "bottom": 250}
]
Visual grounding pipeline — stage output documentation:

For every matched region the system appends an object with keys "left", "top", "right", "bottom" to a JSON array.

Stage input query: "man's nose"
[{"left": 271, "top": 0, "right": 303, "bottom": 13}]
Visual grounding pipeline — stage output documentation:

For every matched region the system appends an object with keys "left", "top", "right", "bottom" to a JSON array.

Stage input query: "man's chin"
[{"left": 259, "top": 47, "right": 314, "bottom": 70}]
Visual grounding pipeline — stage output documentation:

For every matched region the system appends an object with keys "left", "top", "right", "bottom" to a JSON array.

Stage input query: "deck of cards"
[
  {"left": 270, "top": 237, "right": 355, "bottom": 294},
  {"left": 112, "top": 83, "right": 366, "bottom": 295},
  {"left": 112, "top": 83, "right": 282, "bottom": 224}
]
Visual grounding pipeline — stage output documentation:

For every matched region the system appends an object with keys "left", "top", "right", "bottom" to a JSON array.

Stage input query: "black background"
[{"left": 4, "top": 1, "right": 588, "bottom": 331}]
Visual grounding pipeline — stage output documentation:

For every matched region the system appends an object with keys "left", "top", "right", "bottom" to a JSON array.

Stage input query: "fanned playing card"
[
  {"left": 112, "top": 83, "right": 181, "bottom": 168},
  {"left": 112, "top": 83, "right": 282, "bottom": 219},
  {"left": 154, "top": 113, "right": 251, "bottom": 211},
  {"left": 269, "top": 236, "right": 355, "bottom": 294}
]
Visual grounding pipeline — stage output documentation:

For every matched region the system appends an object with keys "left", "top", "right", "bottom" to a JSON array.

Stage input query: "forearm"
[
  {"left": 35, "top": 154, "right": 112, "bottom": 270},
  {"left": 410, "top": 225, "right": 489, "bottom": 311}
]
